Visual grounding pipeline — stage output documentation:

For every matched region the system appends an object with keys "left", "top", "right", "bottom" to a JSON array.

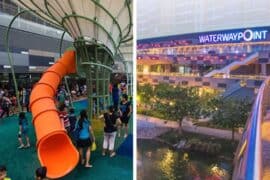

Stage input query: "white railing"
[{"left": 204, "top": 52, "right": 259, "bottom": 77}]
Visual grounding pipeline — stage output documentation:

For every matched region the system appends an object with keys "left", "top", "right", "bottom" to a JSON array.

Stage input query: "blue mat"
[{"left": 117, "top": 134, "right": 133, "bottom": 158}]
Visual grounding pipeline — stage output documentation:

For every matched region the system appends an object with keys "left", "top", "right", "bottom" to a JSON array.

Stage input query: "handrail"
[
  {"left": 245, "top": 84, "right": 263, "bottom": 180},
  {"left": 233, "top": 77, "right": 270, "bottom": 180},
  {"left": 204, "top": 52, "right": 259, "bottom": 77}
]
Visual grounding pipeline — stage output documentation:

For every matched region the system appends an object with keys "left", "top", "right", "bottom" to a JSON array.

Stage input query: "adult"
[
  {"left": 102, "top": 106, "right": 121, "bottom": 157},
  {"left": 119, "top": 94, "right": 132, "bottom": 138},
  {"left": 24, "top": 88, "right": 30, "bottom": 112},
  {"left": 112, "top": 83, "right": 120, "bottom": 110},
  {"left": 76, "top": 110, "right": 95, "bottom": 168}
]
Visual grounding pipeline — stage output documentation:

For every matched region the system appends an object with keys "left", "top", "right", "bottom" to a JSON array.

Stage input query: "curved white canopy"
[{"left": 14, "top": 0, "right": 132, "bottom": 55}]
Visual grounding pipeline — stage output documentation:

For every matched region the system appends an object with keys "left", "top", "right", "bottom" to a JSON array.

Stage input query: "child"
[
  {"left": 102, "top": 106, "right": 121, "bottom": 157},
  {"left": 18, "top": 112, "right": 30, "bottom": 149},
  {"left": 68, "top": 108, "right": 77, "bottom": 142},
  {"left": 64, "top": 98, "right": 70, "bottom": 108},
  {"left": 68, "top": 108, "right": 77, "bottom": 132},
  {"left": 35, "top": 166, "right": 47, "bottom": 180},
  {"left": 119, "top": 94, "right": 132, "bottom": 138},
  {"left": 59, "top": 104, "right": 70, "bottom": 132},
  {"left": 0, "top": 165, "right": 11, "bottom": 180}
]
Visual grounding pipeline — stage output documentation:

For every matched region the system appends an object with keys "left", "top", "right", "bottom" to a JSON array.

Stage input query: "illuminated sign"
[{"left": 199, "top": 29, "right": 268, "bottom": 43}]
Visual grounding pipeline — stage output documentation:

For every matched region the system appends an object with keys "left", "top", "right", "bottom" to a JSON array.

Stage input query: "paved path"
[
  {"left": 137, "top": 115, "right": 172, "bottom": 139},
  {"left": 137, "top": 114, "right": 241, "bottom": 140},
  {"left": 137, "top": 115, "right": 174, "bottom": 139}
]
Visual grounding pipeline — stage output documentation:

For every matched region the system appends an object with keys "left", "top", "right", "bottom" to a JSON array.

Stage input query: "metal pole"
[
  {"left": 5, "top": 10, "right": 33, "bottom": 112},
  {"left": 95, "top": 46, "right": 100, "bottom": 116},
  {"left": 59, "top": 31, "right": 74, "bottom": 108}
]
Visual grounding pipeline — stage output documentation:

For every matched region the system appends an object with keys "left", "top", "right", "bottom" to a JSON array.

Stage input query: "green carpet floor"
[{"left": 0, "top": 100, "right": 133, "bottom": 180}]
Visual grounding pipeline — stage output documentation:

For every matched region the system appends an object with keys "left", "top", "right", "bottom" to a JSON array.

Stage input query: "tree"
[
  {"left": 212, "top": 99, "right": 251, "bottom": 142},
  {"left": 137, "top": 83, "right": 153, "bottom": 105}
]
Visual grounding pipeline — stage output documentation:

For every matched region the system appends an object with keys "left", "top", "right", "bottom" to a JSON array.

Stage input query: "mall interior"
[{"left": 0, "top": 0, "right": 133, "bottom": 180}]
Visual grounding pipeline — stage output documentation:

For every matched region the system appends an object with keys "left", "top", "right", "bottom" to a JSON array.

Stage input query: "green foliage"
[
  {"left": 212, "top": 99, "right": 251, "bottom": 129},
  {"left": 137, "top": 83, "right": 220, "bottom": 121},
  {"left": 212, "top": 98, "right": 251, "bottom": 140},
  {"left": 137, "top": 83, "right": 153, "bottom": 104},
  {"left": 137, "top": 83, "right": 251, "bottom": 135}
]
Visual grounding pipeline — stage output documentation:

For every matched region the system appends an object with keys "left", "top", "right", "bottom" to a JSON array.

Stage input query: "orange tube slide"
[{"left": 29, "top": 50, "right": 79, "bottom": 179}]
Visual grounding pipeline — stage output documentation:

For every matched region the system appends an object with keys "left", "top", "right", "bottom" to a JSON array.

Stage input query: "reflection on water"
[
  {"left": 159, "top": 150, "right": 175, "bottom": 180},
  {"left": 137, "top": 139, "right": 231, "bottom": 180}
]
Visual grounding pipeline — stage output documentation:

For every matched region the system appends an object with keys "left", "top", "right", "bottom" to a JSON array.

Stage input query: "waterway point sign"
[{"left": 199, "top": 29, "right": 268, "bottom": 44}]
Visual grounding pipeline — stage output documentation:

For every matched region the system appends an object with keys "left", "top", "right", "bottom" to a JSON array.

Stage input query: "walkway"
[
  {"left": 137, "top": 116, "right": 171, "bottom": 139},
  {"left": 137, "top": 114, "right": 241, "bottom": 140}
]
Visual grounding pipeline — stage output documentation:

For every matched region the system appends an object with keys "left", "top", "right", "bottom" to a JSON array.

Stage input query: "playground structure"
[{"left": 5, "top": 0, "right": 133, "bottom": 178}]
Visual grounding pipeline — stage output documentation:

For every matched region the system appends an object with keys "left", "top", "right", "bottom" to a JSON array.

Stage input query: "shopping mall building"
[
  {"left": 137, "top": 26, "right": 270, "bottom": 179},
  {"left": 137, "top": 26, "right": 270, "bottom": 93}
]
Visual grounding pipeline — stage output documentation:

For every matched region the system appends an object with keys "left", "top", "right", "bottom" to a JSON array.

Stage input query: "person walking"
[
  {"left": 119, "top": 94, "right": 132, "bottom": 138},
  {"left": 102, "top": 106, "right": 121, "bottom": 157},
  {"left": 76, "top": 110, "right": 95, "bottom": 168}
]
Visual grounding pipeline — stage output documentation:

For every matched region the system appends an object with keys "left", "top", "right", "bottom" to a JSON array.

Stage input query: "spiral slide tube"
[{"left": 29, "top": 50, "right": 79, "bottom": 179}]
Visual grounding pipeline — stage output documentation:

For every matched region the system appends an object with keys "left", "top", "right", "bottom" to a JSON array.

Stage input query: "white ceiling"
[{"left": 137, "top": 0, "right": 270, "bottom": 39}]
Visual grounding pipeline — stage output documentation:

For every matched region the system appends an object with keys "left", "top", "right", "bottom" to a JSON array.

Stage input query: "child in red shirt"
[{"left": 58, "top": 104, "right": 70, "bottom": 132}]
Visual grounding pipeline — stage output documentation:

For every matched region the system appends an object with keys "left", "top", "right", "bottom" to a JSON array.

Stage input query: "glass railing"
[
  {"left": 212, "top": 74, "right": 267, "bottom": 80},
  {"left": 137, "top": 71, "right": 266, "bottom": 80},
  {"left": 137, "top": 71, "right": 200, "bottom": 77}
]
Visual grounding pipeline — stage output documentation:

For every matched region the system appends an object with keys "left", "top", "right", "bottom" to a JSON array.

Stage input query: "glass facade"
[{"left": 137, "top": 0, "right": 270, "bottom": 39}]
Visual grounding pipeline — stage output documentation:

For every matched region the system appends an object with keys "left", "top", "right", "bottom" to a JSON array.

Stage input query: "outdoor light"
[
  {"left": 136, "top": 94, "right": 141, "bottom": 102},
  {"left": 29, "top": 66, "right": 37, "bottom": 69},
  {"left": 3, "top": 65, "right": 11, "bottom": 69},
  {"left": 20, "top": 51, "right": 29, "bottom": 54}
]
